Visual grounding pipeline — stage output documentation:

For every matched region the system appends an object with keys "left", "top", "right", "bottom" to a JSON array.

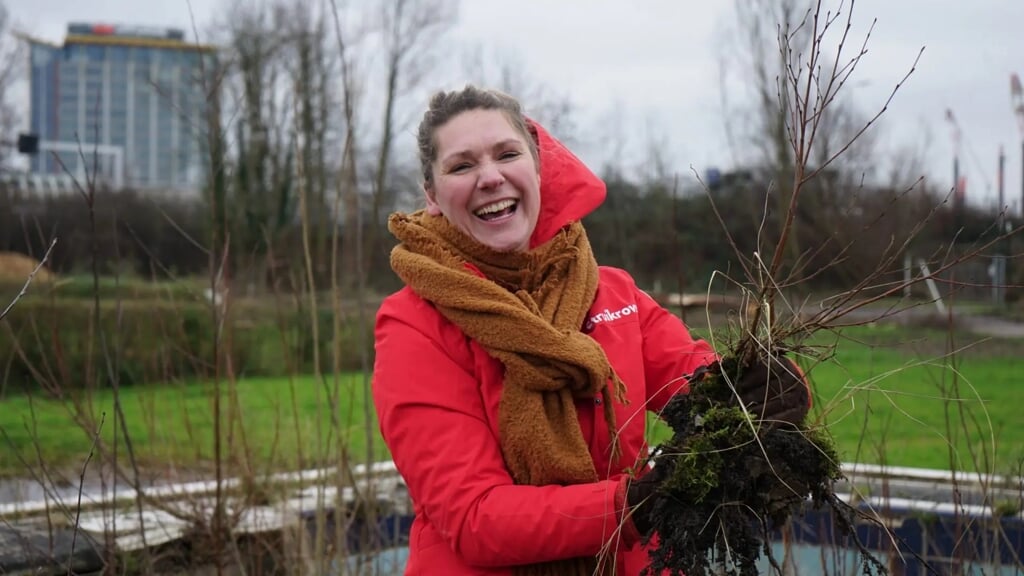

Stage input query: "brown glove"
[{"left": 734, "top": 355, "right": 810, "bottom": 426}]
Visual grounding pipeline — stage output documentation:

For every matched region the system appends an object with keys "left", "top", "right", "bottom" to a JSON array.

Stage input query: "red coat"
[{"left": 372, "top": 120, "right": 716, "bottom": 574}]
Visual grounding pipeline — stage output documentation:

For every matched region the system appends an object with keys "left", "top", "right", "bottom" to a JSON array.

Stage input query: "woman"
[{"left": 372, "top": 85, "right": 808, "bottom": 575}]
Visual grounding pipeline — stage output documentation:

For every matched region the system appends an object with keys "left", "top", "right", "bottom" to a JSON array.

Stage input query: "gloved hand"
[
  {"left": 734, "top": 354, "right": 810, "bottom": 426},
  {"left": 623, "top": 458, "right": 669, "bottom": 538}
]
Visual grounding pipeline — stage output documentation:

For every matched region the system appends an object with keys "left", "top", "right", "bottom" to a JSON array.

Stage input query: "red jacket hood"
[{"left": 527, "top": 119, "right": 607, "bottom": 249}]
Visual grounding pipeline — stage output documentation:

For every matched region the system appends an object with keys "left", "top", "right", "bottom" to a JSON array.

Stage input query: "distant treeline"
[{"left": 0, "top": 168, "right": 1012, "bottom": 302}]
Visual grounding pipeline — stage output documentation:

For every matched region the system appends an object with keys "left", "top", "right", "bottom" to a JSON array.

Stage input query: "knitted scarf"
[{"left": 389, "top": 210, "right": 626, "bottom": 576}]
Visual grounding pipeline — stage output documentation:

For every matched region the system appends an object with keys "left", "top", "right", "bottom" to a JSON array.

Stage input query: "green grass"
[
  {"left": 3, "top": 324, "right": 1023, "bottom": 480},
  {"left": 805, "top": 326, "right": 1024, "bottom": 475},
  {"left": 649, "top": 324, "right": 1024, "bottom": 475},
  {"left": 0, "top": 374, "right": 385, "bottom": 478}
]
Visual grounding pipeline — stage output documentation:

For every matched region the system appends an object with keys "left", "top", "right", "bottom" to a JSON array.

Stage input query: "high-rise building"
[{"left": 26, "top": 23, "right": 216, "bottom": 193}]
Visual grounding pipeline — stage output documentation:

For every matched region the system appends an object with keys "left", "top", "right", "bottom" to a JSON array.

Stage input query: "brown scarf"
[{"left": 389, "top": 210, "right": 626, "bottom": 575}]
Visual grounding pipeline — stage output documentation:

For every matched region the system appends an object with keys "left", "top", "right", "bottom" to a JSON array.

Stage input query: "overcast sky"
[{"left": 11, "top": 0, "right": 1024, "bottom": 213}]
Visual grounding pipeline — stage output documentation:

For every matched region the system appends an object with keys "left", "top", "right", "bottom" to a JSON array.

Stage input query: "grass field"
[
  {"left": 0, "top": 373, "right": 384, "bottom": 477},
  {"left": 806, "top": 324, "right": 1024, "bottom": 474},
  {"left": 651, "top": 322, "right": 1024, "bottom": 475},
  {"left": 1, "top": 323, "right": 1022, "bottom": 478}
]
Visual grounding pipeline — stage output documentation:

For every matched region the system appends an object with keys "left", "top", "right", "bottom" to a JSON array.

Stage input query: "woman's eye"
[
  {"left": 449, "top": 163, "right": 471, "bottom": 173},
  {"left": 500, "top": 151, "right": 521, "bottom": 160}
]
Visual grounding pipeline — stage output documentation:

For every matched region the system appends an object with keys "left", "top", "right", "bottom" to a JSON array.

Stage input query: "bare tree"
[
  {"left": 0, "top": 1, "right": 24, "bottom": 169},
  {"left": 365, "top": 0, "right": 458, "bottom": 269},
  {"left": 325, "top": 0, "right": 366, "bottom": 292},
  {"left": 718, "top": 0, "right": 886, "bottom": 280},
  {"left": 197, "top": 0, "right": 457, "bottom": 290},
  {"left": 283, "top": 0, "right": 336, "bottom": 280},
  {"left": 211, "top": 0, "right": 319, "bottom": 288}
]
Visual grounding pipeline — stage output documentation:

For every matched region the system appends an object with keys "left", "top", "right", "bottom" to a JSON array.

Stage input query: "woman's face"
[{"left": 425, "top": 109, "right": 541, "bottom": 253}]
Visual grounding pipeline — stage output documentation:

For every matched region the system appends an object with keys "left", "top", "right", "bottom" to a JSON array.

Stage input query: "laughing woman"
[{"left": 371, "top": 85, "right": 808, "bottom": 575}]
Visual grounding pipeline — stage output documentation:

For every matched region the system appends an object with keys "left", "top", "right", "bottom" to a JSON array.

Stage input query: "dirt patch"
[{"left": 0, "top": 253, "right": 55, "bottom": 285}]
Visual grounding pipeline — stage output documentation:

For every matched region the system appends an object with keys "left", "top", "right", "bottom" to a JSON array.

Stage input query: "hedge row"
[{"left": 0, "top": 298, "right": 374, "bottom": 393}]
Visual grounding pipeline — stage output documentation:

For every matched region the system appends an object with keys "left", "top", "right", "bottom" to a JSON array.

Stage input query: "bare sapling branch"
[
  {"left": 68, "top": 411, "right": 105, "bottom": 576},
  {"left": 639, "top": 1, "right": 956, "bottom": 574},
  {"left": 743, "top": 0, "right": 922, "bottom": 363}
]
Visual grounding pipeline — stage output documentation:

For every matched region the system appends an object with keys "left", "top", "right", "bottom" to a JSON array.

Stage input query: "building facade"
[{"left": 27, "top": 23, "right": 216, "bottom": 193}]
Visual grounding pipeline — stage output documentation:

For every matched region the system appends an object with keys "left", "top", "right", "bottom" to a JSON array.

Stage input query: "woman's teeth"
[{"left": 475, "top": 199, "right": 517, "bottom": 219}]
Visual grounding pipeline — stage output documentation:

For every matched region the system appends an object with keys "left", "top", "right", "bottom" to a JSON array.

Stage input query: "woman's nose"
[{"left": 477, "top": 162, "right": 505, "bottom": 190}]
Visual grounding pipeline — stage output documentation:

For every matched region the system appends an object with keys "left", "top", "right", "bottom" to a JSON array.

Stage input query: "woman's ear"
[{"left": 423, "top": 184, "right": 442, "bottom": 216}]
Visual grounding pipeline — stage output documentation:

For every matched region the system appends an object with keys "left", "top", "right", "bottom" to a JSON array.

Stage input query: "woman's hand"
[
  {"left": 734, "top": 355, "right": 810, "bottom": 426},
  {"left": 621, "top": 455, "right": 674, "bottom": 541}
]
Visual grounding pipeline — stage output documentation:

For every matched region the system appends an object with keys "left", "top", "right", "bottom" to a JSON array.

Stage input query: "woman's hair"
[{"left": 417, "top": 84, "right": 539, "bottom": 187}]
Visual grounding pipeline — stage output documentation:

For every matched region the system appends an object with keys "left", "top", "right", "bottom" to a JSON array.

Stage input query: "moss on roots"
[{"left": 641, "top": 356, "right": 878, "bottom": 576}]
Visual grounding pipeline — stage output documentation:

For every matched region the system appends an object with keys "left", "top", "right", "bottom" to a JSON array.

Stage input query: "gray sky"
[{"left": 12, "top": 0, "right": 1024, "bottom": 213}]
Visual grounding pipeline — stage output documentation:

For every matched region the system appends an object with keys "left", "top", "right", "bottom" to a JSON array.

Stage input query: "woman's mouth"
[{"left": 474, "top": 199, "right": 518, "bottom": 221}]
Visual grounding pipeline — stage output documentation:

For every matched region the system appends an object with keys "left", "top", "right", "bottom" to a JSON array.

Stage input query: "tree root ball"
[{"left": 641, "top": 356, "right": 849, "bottom": 576}]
